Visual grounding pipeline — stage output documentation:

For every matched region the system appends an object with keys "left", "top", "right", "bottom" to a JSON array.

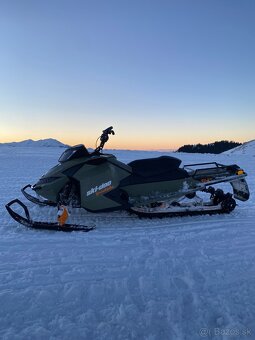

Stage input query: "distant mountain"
[
  {"left": 222, "top": 140, "right": 255, "bottom": 156},
  {"left": 0, "top": 138, "right": 69, "bottom": 148}
]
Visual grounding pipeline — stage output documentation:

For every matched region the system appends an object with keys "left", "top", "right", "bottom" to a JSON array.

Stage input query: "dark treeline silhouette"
[{"left": 177, "top": 141, "right": 242, "bottom": 154}]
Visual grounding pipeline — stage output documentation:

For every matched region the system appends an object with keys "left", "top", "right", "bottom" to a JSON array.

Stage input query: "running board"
[
  {"left": 131, "top": 204, "right": 224, "bottom": 218},
  {"left": 131, "top": 195, "right": 236, "bottom": 218}
]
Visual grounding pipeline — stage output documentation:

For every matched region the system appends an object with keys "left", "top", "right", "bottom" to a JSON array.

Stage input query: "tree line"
[{"left": 177, "top": 140, "right": 242, "bottom": 154}]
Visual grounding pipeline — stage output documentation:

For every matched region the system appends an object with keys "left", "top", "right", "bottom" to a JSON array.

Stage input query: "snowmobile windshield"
[{"left": 58, "top": 145, "right": 90, "bottom": 163}]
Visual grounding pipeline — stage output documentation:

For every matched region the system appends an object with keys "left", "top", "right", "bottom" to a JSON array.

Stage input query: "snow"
[
  {"left": 0, "top": 146, "right": 254, "bottom": 339},
  {"left": 223, "top": 139, "right": 255, "bottom": 156}
]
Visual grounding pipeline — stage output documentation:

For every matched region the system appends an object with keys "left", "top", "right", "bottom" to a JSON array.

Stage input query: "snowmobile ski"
[{"left": 5, "top": 199, "right": 95, "bottom": 232}]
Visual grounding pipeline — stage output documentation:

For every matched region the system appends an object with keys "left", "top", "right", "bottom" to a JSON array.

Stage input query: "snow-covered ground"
[{"left": 0, "top": 146, "right": 254, "bottom": 340}]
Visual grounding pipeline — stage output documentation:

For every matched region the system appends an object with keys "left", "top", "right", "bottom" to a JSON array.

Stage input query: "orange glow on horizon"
[
  {"left": 0, "top": 127, "right": 253, "bottom": 151},
  {"left": 0, "top": 134, "right": 191, "bottom": 150}
]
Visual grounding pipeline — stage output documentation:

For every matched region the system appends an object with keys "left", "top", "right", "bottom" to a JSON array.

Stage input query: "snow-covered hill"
[
  {"left": 0, "top": 138, "right": 68, "bottom": 148},
  {"left": 223, "top": 139, "right": 255, "bottom": 156}
]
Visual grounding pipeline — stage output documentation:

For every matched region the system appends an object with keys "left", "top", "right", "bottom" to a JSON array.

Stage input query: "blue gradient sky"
[{"left": 0, "top": 0, "right": 254, "bottom": 149}]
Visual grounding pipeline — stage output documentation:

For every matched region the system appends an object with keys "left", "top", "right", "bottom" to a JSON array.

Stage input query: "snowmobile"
[{"left": 6, "top": 126, "right": 250, "bottom": 232}]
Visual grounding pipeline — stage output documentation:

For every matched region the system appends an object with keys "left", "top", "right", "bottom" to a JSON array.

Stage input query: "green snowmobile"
[{"left": 6, "top": 127, "right": 250, "bottom": 232}]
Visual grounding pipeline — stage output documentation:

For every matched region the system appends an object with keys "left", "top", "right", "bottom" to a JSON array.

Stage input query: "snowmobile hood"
[{"left": 33, "top": 152, "right": 117, "bottom": 188}]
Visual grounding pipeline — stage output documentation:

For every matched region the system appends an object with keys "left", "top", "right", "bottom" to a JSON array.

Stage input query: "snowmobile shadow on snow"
[{"left": 6, "top": 126, "right": 250, "bottom": 232}]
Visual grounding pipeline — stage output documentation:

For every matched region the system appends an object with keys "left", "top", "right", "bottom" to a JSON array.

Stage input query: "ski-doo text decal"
[{"left": 87, "top": 181, "right": 113, "bottom": 197}]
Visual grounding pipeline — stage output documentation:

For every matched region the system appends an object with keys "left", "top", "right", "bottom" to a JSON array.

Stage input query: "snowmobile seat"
[{"left": 128, "top": 156, "right": 188, "bottom": 179}]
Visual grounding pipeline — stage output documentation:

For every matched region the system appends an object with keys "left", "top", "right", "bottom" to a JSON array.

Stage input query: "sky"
[{"left": 0, "top": 0, "right": 254, "bottom": 150}]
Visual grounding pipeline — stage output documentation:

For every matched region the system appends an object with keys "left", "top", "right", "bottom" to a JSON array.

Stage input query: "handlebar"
[{"left": 94, "top": 126, "right": 115, "bottom": 153}]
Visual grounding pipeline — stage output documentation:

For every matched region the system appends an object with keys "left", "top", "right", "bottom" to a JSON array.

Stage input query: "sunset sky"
[{"left": 0, "top": 0, "right": 254, "bottom": 150}]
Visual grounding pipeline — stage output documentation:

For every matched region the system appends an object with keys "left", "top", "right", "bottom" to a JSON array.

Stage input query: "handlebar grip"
[{"left": 103, "top": 126, "right": 114, "bottom": 135}]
